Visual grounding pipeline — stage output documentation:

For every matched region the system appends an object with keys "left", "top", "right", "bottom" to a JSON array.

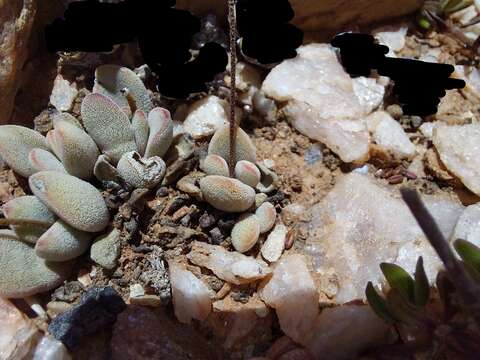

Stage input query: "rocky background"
[{"left": 0, "top": 0, "right": 423, "bottom": 126}]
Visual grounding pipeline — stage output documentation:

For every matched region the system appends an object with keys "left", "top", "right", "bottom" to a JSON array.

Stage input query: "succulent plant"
[
  {"left": 200, "top": 154, "right": 229, "bottom": 177},
  {"left": 235, "top": 160, "right": 261, "bottom": 188},
  {"left": 0, "top": 64, "right": 177, "bottom": 298},
  {"left": 364, "top": 188, "right": 480, "bottom": 358},
  {"left": 231, "top": 213, "right": 261, "bottom": 253},
  {"left": 255, "top": 201, "right": 277, "bottom": 233},
  {"left": 0, "top": 230, "right": 73, "bottom": 298},
  {"left": 199, "top": 175, "right": 256, "bottom": 212}
]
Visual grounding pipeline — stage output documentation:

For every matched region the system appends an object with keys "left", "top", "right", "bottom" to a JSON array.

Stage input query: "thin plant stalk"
[{"left": 228, "top": 0, "right": 237, "bottom": 177}]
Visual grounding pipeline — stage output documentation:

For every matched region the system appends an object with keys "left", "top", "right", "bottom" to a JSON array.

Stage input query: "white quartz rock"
[
  {"left": 373, "top": 25, "right": 408, "bottom": 56},
  {"left": 419, "top": 121, "right": 440, "bottom": 140},
  {"left": 304, "top": 305, "right": 390, "bottom": 360},
  {"left": 285, "top": 101, "right": 370, "bottom": 163},
  {"left": 352, "top": 77, "right": 385, "bottom": 113},
  {"left": 50, "top": 75, "right": 78, "bottom": 112},
  {"left": 263, "top": 44, "right": 369, "bottom": 120},
  {"left": 179, "top": 96, "right": 229, "bottom": 139},
  {"left": 259, "top": 254, "right": 319, "bottom": 344},
  {"left": 187, "top": 241, "right": 271, "bottom": 285},
  {"left": 168, "top": 261, "right": 213, "bottom": 324},
  {"left": 32, "top": 336, "right": 71, "bottom": 360},
  {"left": 302, "top": 173, "right": 464, "bottom": 303},
  {"left": 367, "top": 111, "right": 416, "bottom": 159},
  {"left": 0, "top": 297, "right": 40, "bottom": 360},
  {"left": 261, "top": 224, "right": 287, "bottom": 263},
  {"left": 433, "top": 124, "right": 480, "bottom": 196},
  {"left": 262, "top": 44, "right": 385, "bottom": 163},
  {"left": 452, "top": 204, "right": 480, "bottom": 248}
]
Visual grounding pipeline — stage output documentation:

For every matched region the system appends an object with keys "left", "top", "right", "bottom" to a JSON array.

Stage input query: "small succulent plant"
[
  {"left": 365, "top": 188, "right": 480, "bottom": 358},
  {"left": 0, "top": 65, "right": 175, "bottom": 298}
]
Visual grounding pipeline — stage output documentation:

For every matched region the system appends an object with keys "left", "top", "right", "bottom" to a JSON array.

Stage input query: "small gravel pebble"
[
  {"left": 217, "top": 219, "right": 236, "bottom": 232},
  {"left": 156, "top": 187, "right": 169, "bottom": 197},
  {"left": 199, "top": 213, "right": 216, "bottom": 229},
  {"left": 209, "top": 227, "right": 224, "bottom": 244}
]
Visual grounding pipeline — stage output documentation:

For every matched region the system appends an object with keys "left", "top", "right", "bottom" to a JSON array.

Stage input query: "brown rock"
[
  {"left": 111, "top": 306, "right": 219, "bottom": 360},
  {"left": 0, "top": 0, "right": 36, "bottom": 124},
  {"left": 177, "top": 0, "right": 422, "bottom": 39}
]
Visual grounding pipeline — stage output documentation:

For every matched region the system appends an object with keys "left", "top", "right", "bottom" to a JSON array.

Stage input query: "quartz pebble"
[
  {"left": 0, "top": 297, "right": 40, "bottom": 360},
  {"left": 231, "top": 214, "right": 261, "bottom": 253},
  {"left": 373, "top": 25, "right": 408, "bottom": 56},
  {"left": 433, "top": 124, "right": 480, "bottom": 196},
  {"left": 367, "top": 111, "right": 415, "bottom": 159},
  {"left": 187, "top": 241, "right": 271, "bottom": 285},
  {"left": 262, "top": 44, "right": 385, "bottom": 163},
  {"left": 452, "top": 203, "right": 480, "bottom": 248},
  {"left": 302, "top": 173, "right": 464, "bottom": 303},
  {"left": 50, "top": 75, "right": 78, "bottom": 112},
  {"left": 181, "top": 95, "right": 229, "bottom": 138},
  {"left": 260, "top": 254, "right": 319, "bottom": 344},
  {"left": 32, "top": 336, "right": 71, "bottom": 360},
  {"left": 168, "top": 261, "right": 213, "bottom": 324},
  {"left": 261, "top": 224, "right": 287, "bottom": 262}
]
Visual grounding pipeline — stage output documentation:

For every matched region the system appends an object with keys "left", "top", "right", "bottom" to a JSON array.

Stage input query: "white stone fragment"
[
  {"left": 262, "top": 44, "right": 387, "bottom": 163},
  {"left": 0, "top": 297, "right": 40, "bottom": 360},
  {"left": 373, "top": 25, "right": 408, "bottom": 56},
  {"left": 433, "top": 124, "right": 480, "bottom": 196},
  {"left": 261, "top": 224, "right": 287, "bottom": 263},
  {"left": 304, "top": 305, "right": 389, "bottom": 360},
  {"left": 180, "top": 96, "right": 229, "bottom": 139},
  {"left": 367, "top": 111, "right": 416, "bottom": 159},
  {"left": 452, "top": 204, "right": 480, "bottom": 248},
  {"left": 32, "top": 336, "right": 71, "bottom": 360},
  {"left": 419, "top": 122, "right": 439, "bottom": 140},
  {"left": 302, "top": 173, "right": 464, "bottom": 303},
  {"left": 352, "top": 77, "right": 385, "bottom": 113},
  {"left": 454, "top": 65, "right": 480, "bottom": 97},
  {"left": 284, "top": 101, "right": 370, "bottom": 163},
  {"left": 259, "top": 254, "right": 319, "bottom": 344},
  {"left": 50, "top": 75, "right": 78, "bottom": 112},
  {"left": 168, "top": 261, "right": 213, "bottom": 324},
  {"left": 263, "top": 44, "right": 368, "bottom": 119},
  {"left": 187, "top": 241, "right": 271, "bottom": 285}
]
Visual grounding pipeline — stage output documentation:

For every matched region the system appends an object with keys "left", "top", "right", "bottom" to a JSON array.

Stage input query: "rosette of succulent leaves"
[
  {"left": 0, "top": 65, "right": 174, "bottom": 299},
  {"left": 366, "top": 190, "right": 480, "bottom": 358}
]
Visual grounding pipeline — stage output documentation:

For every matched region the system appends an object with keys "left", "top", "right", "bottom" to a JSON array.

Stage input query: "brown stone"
[
  {"left": 111, "top": 305, "right": 220, "bottom": 360},
  {"left": 177, "top": 0, "right": 422, "bottom": 39}
]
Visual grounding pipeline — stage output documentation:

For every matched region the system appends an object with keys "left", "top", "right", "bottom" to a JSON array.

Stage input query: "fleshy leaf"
[
  {"left": 29, "top": 148, "right": 67, "bottom": 174},
  {"left": 93, "top": 65, "right": 153, "bottom": 113},
  {"left": 365, "top": 281, "right": 395, "bottom": 323},
  {"left": 131, "top": 110, "right": 149, "bottom": 156},
  {"left": 385, "top": 288, "right": 422, "bottom": 326},
  {"left": 414, "top": 257, "right": 430, "bottom": 307},
  {"left": 81, "top": 93, "right": 137, "bottom": 164},
  {"left": 0, "top": 125, "right": 50, "bottom": 177},
  {"left": 380, "top": 262, "right": 415, "bottom": 302},
  {"left": 144, "top": 107, "right": 173, "bottom": 158},
  {"left": 454, "top": 239, "right": 480, "bottom": 274},
  {"left": 94, "top": 154, "right": 119, "bottom": 182}
]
